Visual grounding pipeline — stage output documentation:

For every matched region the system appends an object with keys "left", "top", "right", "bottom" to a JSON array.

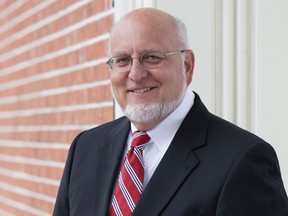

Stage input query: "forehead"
[{"left": 110, "top": 12, "right": 179, "bottom": 54}]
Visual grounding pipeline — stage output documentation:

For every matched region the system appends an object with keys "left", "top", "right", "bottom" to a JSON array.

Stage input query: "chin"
[{"left": 124, "top": 100, "right": 180, "bottom": 123}]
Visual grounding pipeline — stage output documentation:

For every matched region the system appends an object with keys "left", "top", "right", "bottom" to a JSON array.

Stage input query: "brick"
[{"left": 0, "top": 0, "right": 114, "bottom": 214}]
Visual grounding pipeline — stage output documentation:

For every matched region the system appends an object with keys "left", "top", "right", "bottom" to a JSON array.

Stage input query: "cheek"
[
  {"left": 166, "top": 72, "right": 187, "bottom": 98},
  {"left": 110, "top": 74, "right": 127, "bottom": 102},
  {"left": 111, "top": 73, "right": 126, "bottom": 89},
  {"left": 163, "top": 71, "right": 185, "bottom": 89}
]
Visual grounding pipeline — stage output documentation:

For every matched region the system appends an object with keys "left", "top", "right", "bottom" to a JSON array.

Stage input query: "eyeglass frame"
[{"left": 106, "top": 49, "right": 188, "bottom": 72}]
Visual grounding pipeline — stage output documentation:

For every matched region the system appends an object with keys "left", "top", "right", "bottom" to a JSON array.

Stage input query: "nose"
[{"left": 128, "top": 58, "right": 148, "bottom": 81}]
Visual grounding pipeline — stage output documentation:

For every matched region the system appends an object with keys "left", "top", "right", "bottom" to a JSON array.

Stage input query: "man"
[{"left": 53, "top": 8, "right": 288, "bottom": 216}]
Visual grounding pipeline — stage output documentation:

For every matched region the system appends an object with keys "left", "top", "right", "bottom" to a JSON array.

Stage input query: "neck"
[{"left": 131, "top": 116, "right": 166, "bottom": 131}]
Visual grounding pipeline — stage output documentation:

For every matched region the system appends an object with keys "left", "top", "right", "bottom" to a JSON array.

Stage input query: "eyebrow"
[
  {"left": 111, "top": 51, "right": 128, "bottom": 56},
  {"left": 142, "top": 48, "right": 157, "bottom": 52},
  {"left": 141, "top": 48, "right": 163, "bottom": 53},
  {"left": 112, "top": 48, "right": 163, "bottom": 57}
]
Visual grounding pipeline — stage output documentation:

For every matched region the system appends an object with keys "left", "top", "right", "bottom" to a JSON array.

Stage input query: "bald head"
[
  {"left": 118, "top": 8, "right": 176, "bottom": 30},
  {"left": 109, "top": 8, "right": 189, "bottom": 54},
  {"left": 121, "top": 7, "right": 173, "bottom": 21}
]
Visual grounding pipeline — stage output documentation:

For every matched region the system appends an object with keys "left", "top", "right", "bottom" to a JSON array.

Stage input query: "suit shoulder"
[
  {"left": 209, "top": 115, "right": 264, "bottom": 143},
  {"left": 87, "top": 116, "right": 129, "bottom": 134},
  {"left": 205, "top": 115, "right": 273, "bottom": 157},
  {"left": 73, "top": 116, "right": 130, "bottom": 145}
]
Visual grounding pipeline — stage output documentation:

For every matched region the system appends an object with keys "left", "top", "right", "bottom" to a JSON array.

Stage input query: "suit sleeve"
[
  {"left": 216, "top": 141, "right": 288, "bottom": 216},
  {"left": 53, "top": 132, "right": 84, "bottom": 216}
]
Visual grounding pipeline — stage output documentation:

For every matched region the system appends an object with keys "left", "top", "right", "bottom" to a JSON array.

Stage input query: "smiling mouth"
[{"left": 131, "top": 87, "right": 153, "bottom": 93}]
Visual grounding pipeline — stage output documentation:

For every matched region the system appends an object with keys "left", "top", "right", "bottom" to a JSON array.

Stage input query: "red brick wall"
[{"left": 0, "top": 0, "right": 114, "bottom": 215}]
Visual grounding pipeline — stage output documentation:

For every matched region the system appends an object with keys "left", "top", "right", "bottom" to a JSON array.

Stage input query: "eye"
[
  {"left": 141, "top": 52, "right": 164, "bottom": 64},
  {"left": 114, "top": 55, "right": 131, "bottom": 67}
]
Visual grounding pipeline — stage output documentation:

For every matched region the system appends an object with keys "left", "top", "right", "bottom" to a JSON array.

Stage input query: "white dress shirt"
[{"left": 127, "top": 90, "right": 195, "bottom": 189}]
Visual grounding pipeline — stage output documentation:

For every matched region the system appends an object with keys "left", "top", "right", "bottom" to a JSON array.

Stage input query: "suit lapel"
[
  {"left": 95, "top": 117, "right": 131, "bottom": 216},
  {"left": 133, "top": 93, "right": 212, "bottom": 215}
]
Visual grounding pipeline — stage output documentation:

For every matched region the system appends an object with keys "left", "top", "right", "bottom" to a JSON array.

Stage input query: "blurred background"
[{"left": 0, "top": 0, "right": 287, "bottom": 215}]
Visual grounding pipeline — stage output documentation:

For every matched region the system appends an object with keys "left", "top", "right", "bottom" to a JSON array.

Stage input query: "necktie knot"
[{"left": 131, "top": 131, "right": 151, "bottom": 149}]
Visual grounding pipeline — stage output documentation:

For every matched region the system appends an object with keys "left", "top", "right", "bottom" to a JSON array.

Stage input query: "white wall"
[
  {"left": 255, "top": 0, "right": 288, "bottom": 189},
  {"left": 114, "top": 0, "right": 288, "bottom": 189}
]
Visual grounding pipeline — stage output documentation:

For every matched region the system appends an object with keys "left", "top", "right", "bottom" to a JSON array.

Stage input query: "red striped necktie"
[{"left": 110, "top": 131, "right": 151, "bottom": 216}]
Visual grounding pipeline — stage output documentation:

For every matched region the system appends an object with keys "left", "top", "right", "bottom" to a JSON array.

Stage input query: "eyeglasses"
[{"left": 106, "top": 50, "right": 187, "bottom": 73}]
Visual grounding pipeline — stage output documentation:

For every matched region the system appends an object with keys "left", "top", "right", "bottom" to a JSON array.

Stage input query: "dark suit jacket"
[{"left": 53, "top": 93, "right": 288, "bottom": 216}]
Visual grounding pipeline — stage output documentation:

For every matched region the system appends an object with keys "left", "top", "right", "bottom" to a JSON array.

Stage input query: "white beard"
[{"left": 124, "top": 99, "right": 182, "bottom": 123}]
